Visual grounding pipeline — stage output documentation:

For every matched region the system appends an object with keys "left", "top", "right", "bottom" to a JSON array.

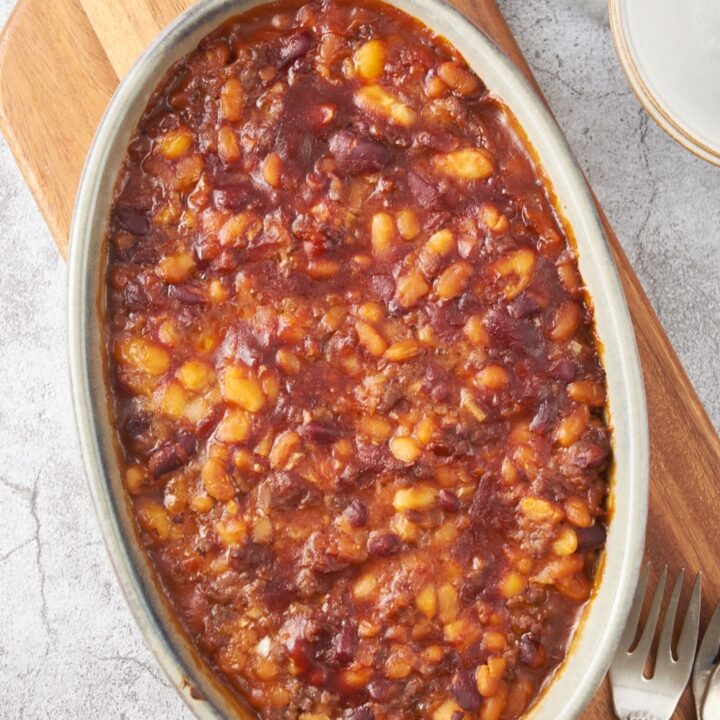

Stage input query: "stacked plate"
[{"left": 609, "top": 0, "right": 720, "bottom": 166}]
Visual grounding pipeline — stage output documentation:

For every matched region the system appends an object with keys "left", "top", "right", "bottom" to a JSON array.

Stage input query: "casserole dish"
[{"left": 68, "top": 0, "right": 648, "bottom": 717}]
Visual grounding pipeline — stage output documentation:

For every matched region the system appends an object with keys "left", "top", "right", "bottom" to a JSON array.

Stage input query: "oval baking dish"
[{"left": 68, "top": 0, "right": 648, "bottom": 717}]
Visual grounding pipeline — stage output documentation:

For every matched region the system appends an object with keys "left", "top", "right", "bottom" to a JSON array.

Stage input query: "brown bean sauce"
[{"left": 104, "top": 1, "right": 611, "bottom": 718}]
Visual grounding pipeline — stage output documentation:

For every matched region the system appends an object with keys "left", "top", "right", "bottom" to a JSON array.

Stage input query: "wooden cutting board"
[{"left": 1, "top": 0, "right": 718, "bottom": 717}]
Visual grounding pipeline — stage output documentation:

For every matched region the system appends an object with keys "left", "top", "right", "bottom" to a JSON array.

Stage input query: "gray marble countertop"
[{"left": 1, "top": 0, "right": 717, "bottom": 717}]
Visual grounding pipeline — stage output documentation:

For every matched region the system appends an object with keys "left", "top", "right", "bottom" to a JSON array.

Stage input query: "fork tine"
[
  {"left": 677, "top": 573, "right": 702, "bottom": 662},
  {"left": 655, "top": 569, "right": 684, "bottom": 664},
  {"left": 654, "top": 571, "right": 701, "bottom": 685},
  {"left": 625, "top": 565, "right": 668, "bottom": 672},
  {"left": 617, "top": 562, "right": 651, "bottom": 652}
]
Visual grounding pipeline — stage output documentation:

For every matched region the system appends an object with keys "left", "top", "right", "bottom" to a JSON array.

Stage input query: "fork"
[
  {"left": 610, "top": 564, "right": 701, "bottom": 720},
  {"left": 694, "top": 601, "right": 720, "bottom": 719}
]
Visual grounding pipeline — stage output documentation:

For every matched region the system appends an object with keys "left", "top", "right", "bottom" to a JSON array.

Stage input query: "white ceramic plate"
[{"left": 609, "top": 0, "right": 720, "bottom": 166}]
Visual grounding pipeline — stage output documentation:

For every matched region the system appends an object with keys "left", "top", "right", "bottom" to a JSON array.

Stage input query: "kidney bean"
[
  {"left": 407, "top": 171, "right": 441, "bottom": 208},
  {"left": 344, "top": 499, "right": 369, "bottom": 527},
  {"left": 425, "top": 302, "right": 466, "bottom": 340},
  {"left": 486, "top": 307, "right": 541, "bottom": 352},
  {"left": 576, "top": 523, "right": 607, "bottom": 552},
  {"left": 459, "top": 572, "right": 487, "bottom": 603},
  {"left": 429, "top": 428, "right": 471, "bottom": 458},
  {"left": 123, "top": 410, "right": 149, "bottom": 438},
  {"left": 303, "top": 542, "right": 352, "bottom": 575},
  {"left": 262, "top": 570, "right": 298, "bottom": 612},
  {"left": 451, "top": 670, "right": 481, "bottom": 711},
  {"left": 438, "top": 489, "right": 461, "bottom": 512},
  {"left": 568, "top": 440, "right": 609, "bottom": 469},
  {"left": 212, "top": 248, "right": 238, "bottom": 272},
  {"left": 509, "top": 292, "right": 542, "bottom": 319},
  {"left": 168, "top": 284, "right": 207, "bottom": 305},
  {"left": 300, "top": 420, "right": 342, "bottom": 444},
  {"left": 550, "top": 357, "right": 577, "bottom": 382},
  {"left": 368, "top": 679, "right": 396, "bottom": 702},
  {"left": 176, "top": 431, "right": 197, "bottom": 456},
  {"left": 196, "top": 405, "right": 224, "bottom": 440},
  {"left": 354, "top": 440, "right": 387, "bottom": 473},
  {"left": 519, "top": 633, "right": 542, "bottom": 667},
  {"left": 229, "top": 542, "right": 275, "bottom": 571},
  {"left": 485, "top": 308, "right": 518, "bottom": 346},
  {"left": 306, "top": 664, "right": 328, "bottom": 686},
  {"left": 258, "top": 472, "right": 321, "bottom": 512},
  {"left": 430, "top": 382, "right": 452, "bottom": 404},
  {"left": 425, "top": 211, "right": 451, "bottom": 232},
  {"left": 213, "top": 184, "right": 254, "bottom": 212},
  {"left": 530, "top": 397, "right": 559, "bottom": 432},
  {"left": 329, "top": 130, "right": 389, "bottom": 176},
  {"left": 375, "top": 381, "right": 405, "bottom": 413},
  {"left": 148, "top": 442, "right": 189, "bottom": 477},
  {"left": 183, "top": 587, "right": 211, "bottom": 636},
  {"left": 121, "top": 280, "right": 150, "bottom": 310},
  {"left": 115, "top": 206, "right": 150, "bottom": 235},
  {"left": 278, "top": 30, "right": 314, "bottom": 69},
  {"left": 224, "top": 321, "right": 265, "bottom": 367},
  {"left": 367, "top": 532, "right": 401, "bottom": 556},
  {"left": 333, "top": 621, "right": 357, "bottom": 665},
  {"left": 122, "top": 242, "right": 160, "bottom": 266}
]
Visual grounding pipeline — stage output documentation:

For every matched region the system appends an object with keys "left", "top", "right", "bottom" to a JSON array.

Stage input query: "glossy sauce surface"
[{"left": 104, "top": 1, "right": 611, "bottom": 717}]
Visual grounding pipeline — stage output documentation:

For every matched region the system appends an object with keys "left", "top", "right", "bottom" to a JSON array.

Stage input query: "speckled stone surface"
[{"left": 0, "top": 1, "right": 717, "bottom": 717}]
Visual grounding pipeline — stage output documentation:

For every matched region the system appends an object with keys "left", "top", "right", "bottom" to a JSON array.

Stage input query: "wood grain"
[
  {"left": 1, "top": 0, "right": 718, "bottom": 717},
  {"left": 0, "top": 0, "right": 117, "bottom": 248}
]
